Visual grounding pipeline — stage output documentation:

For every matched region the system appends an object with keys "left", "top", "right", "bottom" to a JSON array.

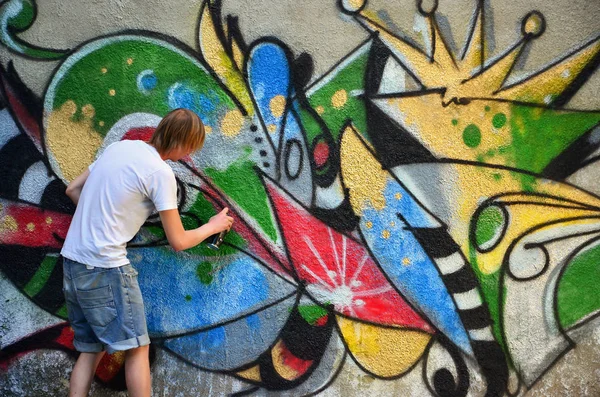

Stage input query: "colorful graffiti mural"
[{"left": 1, "top": 0, "right": 599, "bottom": 395}]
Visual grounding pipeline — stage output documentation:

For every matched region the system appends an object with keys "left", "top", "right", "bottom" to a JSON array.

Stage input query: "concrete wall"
[{"left": 1, "top": 0, "right": 599, "bottom": 395}]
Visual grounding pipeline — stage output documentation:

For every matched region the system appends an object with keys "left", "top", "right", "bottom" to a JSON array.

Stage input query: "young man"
[{"left": 61, "top": 108, "right": 233, "bottom": 397}]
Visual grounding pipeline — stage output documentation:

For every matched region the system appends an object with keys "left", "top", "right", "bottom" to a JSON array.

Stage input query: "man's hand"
[
  {"left": 207, "top": 208, "right": 234, "bottom": 234},
  {"left": 159, "top": 207, "right": 234, "bottom": 252}
]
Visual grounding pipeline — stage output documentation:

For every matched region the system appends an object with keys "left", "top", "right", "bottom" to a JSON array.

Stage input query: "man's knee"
[{"left": 125, "top": 344, "right": 149, "bottom": 358}]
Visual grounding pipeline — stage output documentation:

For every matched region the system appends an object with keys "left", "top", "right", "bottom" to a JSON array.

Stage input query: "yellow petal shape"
[
  {"left": 337, "top": 316, "right": 431, "bottom": 378},
  {"left": 236, "top": 365, "right": 262, "bottom": 382},
  {"left": 198, "top": 1, "right": 253, "bottom": 115}
]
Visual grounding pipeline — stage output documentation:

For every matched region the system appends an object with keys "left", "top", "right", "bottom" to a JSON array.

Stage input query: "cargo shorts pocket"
[{"left": 78, "top": 285, "right": 117, "bottom": 327}]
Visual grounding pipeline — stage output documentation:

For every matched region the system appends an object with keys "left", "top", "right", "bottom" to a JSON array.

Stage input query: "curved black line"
[
  {"left": 435, "top": 158, "right": 600, "bottom": 200},
  {"left": 469, "top": 202, "right": 510, "bottom": 253},
  {"left": 332, "top": 314, "right": 432, "bottom": 381},
  {"left": 422, "top": 334, "right": 470, "bottom": 397},
  {"left": 0, "top": 0, "right": 70, "bottom": 61},
  {"left": 505, "top": 243, "right": 550, "bottom": 282},
  {"left": 283, "top": 138, "right": 303, "bottom": 180},
  {"left": 153, "top": 290, "right": 298, "bottom": 341}
]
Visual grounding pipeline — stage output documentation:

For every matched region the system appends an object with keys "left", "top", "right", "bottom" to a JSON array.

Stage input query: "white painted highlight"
[
  {"left": 435, "top": 251, "right": 465, "bottom": 275},
  {"left": 378, "top": 56, "right": 406, "bottom": 94},
  {"left": 453, "top": 289, "right": 482, "bottom": 310},
  {"left": 469, "top": 326, "right": 496, "bottom": 341},
  {"left": 18, "top": 161, "right": 56, "bottom": 204},
  {"left": 314, "top": 175, "right": 345, "bottom": 209}
]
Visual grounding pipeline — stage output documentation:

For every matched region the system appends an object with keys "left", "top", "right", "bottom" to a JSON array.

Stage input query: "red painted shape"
[
  {"left": 55, "top": 326, "right": 75, "bottom": 350},
  {"left": 264, "top": 177, "right": 434, "bottom": 333},
  {"left": 0, "top": 323, "right": 75, "bottom": 371},
  {"left": 122, "top": 126, "right": 155, "bottom": 141},
  {"left": 95, "top": 352, "right": 125, "bottom": 383},
  {"left": 275, "top": 340, "right": 313, "bottom": 379},
  {"left": 314, "top": 315, "right": 329, "bottom": 327},
  {"left": 313, "top": 141, "right": 330, "bottom": 168},
  {"left": 0, "top": 199, "right": 71, "bottom": 248},
  {"left": 198, "top": 179, "right": 293, "bottom": 276},
  {"left": 0, "top": 72, "right": 43, "bottom": 151},
  {"left": 122, "top": 126, "right": 194, "bottom": 166}
]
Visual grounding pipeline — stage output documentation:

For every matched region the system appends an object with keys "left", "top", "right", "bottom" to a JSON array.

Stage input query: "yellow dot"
[
  {"left": 402, "top": 257, "right": 411, "bottom": 265},
  {"left": 46, "top": 217, "right": 53, "bottom": 225},
  {"left": 390, "top": 221, "right": 395, "bottom": 227},
  {"left": 221, "top": 109, "right": 244, "bottom": 137},
  {"left": 81, "top": 104, "right": 95, "bottom": 118},
  {"left": 99, "top": 121, "right": 105, "bottom": 127},
  {"left": 101, "top": 67, "right": 107, "bottom": 74},
  {"left": 382, "top": 230, "right": 390, "bottom": 239},
  {"left": 395, "top": 193, "right": 402, "bottom": 200},
  {"left": 204, "top": 125, "right": 213, "bottom": 134},
  {"left": 267, "top": 124, "right": 277, "bottom": 133},
  {"left": 63, "top": 100, "right": 78, "bottom": 116},
  {"left": 331, "top": 89, "right": 347, "bottom": 109},
  {"left": 316, "top": 105, "right": 325, "bottom": 115},
  {"left": 365, "top": 221, "right": 373, "bottom": 229},
  {"left": 127, "top": 58, "right": 134, "bottom": 65},
  {"left": 26, "top": 223, "right": 35, "bottom": 232},
  {"left": 1, "top": 215, "right": 17, "bottom": 232},
  {"left": 269, "top": 95, "right": 286, "bottom": 118},
  {"left": 109, "top": 89, "right": 116, "bottom": 96}
]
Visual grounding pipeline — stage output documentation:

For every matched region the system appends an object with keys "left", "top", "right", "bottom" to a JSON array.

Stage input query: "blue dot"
[{"left": 137, "top": 70, "right": 157, "bottom": 94}]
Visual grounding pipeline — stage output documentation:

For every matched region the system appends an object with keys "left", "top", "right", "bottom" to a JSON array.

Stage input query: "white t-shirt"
[{"left": 61, "top": 140, "right": 178, "bottom": 268}]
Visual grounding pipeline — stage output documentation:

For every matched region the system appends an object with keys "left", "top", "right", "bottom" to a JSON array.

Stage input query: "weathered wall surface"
[{"left": 1, "top": 0, "right": 599, "bottom": 395}]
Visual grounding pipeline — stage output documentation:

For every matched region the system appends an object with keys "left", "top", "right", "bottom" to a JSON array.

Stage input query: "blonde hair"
[{"left": 149, "top": 109, "right": 205, "bottom": 154}]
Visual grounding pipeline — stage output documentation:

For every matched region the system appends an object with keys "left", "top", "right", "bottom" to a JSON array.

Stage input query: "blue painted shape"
[
  {"left": 136, "top": 69, "right": 157, "bottom": 94},
  {"left": 282, "top": 104, "right": 303, "bottom": 143},
  {"left": 167, "top": 82, "right": 221, "bottom": 126},
  {"left": 247, "top": 42, "right": 291, "bottom": 141},
  {"left": 129, "top": 247, "right": 296, "bottom": 337},
  {"left": 360, "top": 178, "right": 474, "bottom": 356},
  {"left": 163, "top": 294, "right": 296, "bottom": 370}
]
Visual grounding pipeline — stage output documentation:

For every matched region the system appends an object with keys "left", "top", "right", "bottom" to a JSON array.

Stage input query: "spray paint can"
[{"left": 206, "top": 229, "right": 227, "bottom": 250}]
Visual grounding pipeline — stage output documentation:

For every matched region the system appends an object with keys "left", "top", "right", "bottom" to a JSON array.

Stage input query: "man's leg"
[
  {"left": 125, "top": 345, "right": 151, "bottom": 397},
  {"left": 69, "top": 351, "right": 105, "bottom": 397}
]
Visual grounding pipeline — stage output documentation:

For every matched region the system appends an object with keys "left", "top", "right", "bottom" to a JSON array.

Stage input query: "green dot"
[
  {"left": 185, "top": 295, "right": 192, "bottom": 301},
  {"left": 196, "top": 261, "right": 213, "bottom": 285},
  {"left": 485, "top": 106, "right": 491, "bottom": 112},
  {"left": 492, "top": 113, "right": 507, "bottom": 128},
  {"left": 463, "top": 124, "right": 481, "bottom": 148},
  {"left": 451, "top": 119, "right": 458, "bottom": 126}
]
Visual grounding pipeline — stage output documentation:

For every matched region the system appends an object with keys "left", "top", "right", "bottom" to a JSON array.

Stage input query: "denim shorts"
[{"left": 62, "top": 257, "right": 150, "bottom": 354}]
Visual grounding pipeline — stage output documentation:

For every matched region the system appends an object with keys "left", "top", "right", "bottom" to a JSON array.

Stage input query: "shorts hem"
[
  {"left": 73, "top": 339, "right": 104, "bottom": 353},
  {"left": 106, "top": 334, "right": 151, "bottom": 354}
]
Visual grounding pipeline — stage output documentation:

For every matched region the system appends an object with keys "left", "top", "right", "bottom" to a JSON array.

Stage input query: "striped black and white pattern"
[{"left": 412, "top": 226, "right": 508, "bottom": 397}]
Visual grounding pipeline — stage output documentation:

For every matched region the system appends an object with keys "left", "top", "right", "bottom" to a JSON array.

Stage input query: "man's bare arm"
[
  {"left": 159, "top": 207, "right": 233, "bottom": 252},
  {"left": 65, "top": 169, "right": 91, "bottom": 205}
]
